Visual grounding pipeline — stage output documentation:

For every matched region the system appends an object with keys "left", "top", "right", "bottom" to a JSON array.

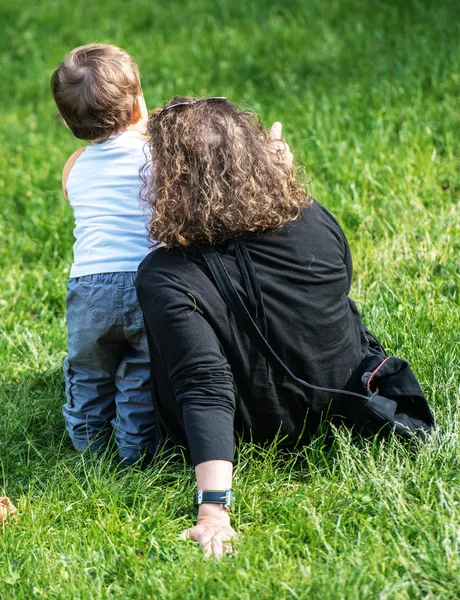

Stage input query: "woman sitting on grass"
[{"left": 136, "top": 97, "right": 434, "bottom": 556}]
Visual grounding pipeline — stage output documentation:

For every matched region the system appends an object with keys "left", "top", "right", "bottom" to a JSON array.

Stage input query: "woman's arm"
[
  {"left": 137, "top": 265, "right": 238, "bottom": 555},
  {"left": 179, "top": 459, "right": 237, "bottom": 557}
]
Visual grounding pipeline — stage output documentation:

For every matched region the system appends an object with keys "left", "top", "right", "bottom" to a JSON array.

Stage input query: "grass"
[{"left": 0, "top": 0, "right": 459, "bottom": 597}]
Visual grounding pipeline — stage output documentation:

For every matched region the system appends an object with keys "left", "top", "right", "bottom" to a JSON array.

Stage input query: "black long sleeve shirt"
[{"left": 136, "top": 201, "right": 369, "bottom": 466}]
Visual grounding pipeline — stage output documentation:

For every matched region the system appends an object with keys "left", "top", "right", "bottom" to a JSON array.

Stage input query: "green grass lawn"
[{"left": 0, "top": 0, "right": 459, "bottom": 597}]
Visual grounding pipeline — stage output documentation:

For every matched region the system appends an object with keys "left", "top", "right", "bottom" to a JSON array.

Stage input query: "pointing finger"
[{"left": 269, "top": 121, "right": 283, "bottom": 140}]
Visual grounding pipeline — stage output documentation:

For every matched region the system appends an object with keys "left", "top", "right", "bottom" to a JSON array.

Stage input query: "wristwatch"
[{"left": 194, "top": 489, "right": 235, "bottom": 509}]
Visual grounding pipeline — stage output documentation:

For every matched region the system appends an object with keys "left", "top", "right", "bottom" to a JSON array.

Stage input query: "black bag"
[{"left": 200, "top": 245, "right": 435, "bottom": 441}]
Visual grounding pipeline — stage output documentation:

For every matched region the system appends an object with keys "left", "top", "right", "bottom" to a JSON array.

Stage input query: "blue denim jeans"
[{"left": 63, "top": 272, "right": 159, "bottom": 464}]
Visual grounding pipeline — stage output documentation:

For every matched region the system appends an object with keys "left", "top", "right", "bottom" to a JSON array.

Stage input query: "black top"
[{"left": 136, "top": 201, "right": 369, "bottom": 466}]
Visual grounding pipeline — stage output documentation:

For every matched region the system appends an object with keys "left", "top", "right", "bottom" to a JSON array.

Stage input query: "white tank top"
[{"left": 67, "top": 131, "right": 152, "bottom": 278}]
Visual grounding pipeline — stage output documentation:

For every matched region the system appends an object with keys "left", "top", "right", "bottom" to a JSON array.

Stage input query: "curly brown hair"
[{"left": 143, "top": 97, "right": 310, "bottom": 248}]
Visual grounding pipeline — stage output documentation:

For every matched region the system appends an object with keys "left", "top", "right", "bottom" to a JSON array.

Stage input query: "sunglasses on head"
[{"left": 162, "top": 97, "right": 228, "bottom": 112}]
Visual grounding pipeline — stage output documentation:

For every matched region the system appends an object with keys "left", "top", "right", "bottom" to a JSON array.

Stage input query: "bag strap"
[{"left": 199, "top": 245, "right": 374, "bottom": 402}]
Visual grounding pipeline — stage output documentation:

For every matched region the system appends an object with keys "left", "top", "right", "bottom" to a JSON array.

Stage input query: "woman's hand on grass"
[
  {"left": 182, "top": 460, "right": 237, "bottom": 556},
  {"left": 179, "top": 504, "right": 238, "bottom": 557}
]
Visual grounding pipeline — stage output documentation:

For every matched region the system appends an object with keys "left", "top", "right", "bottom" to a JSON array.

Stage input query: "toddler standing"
[{"left": 51, "top": 44, "right": 158, "bottom": 465}]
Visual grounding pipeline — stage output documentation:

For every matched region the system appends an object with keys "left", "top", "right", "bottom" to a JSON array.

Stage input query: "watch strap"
[{"left": 194, "top": 489, "right": 234, "bottom": 508}]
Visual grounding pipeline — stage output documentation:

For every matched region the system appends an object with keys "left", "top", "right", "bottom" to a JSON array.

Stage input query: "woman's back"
[{"left": 137, "top": 201, "right": 368, "bottom": 465}]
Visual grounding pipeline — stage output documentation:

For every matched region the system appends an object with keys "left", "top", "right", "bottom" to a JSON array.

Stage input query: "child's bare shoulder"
[{"left": 62, "top": 147, "right": 87, "bottom": 202}]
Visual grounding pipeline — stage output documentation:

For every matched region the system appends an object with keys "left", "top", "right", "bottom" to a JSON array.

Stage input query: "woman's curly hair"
[{"left": 143, "top": 97, "right": 310, "bottom": 248}]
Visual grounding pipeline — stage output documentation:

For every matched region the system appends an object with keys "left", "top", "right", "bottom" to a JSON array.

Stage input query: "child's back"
[
  {"left": 52, "top": 44, "right": 159, "bottom": 465},
  {"left": 67, "top": 131, "right": 149, "bottom": 277}
]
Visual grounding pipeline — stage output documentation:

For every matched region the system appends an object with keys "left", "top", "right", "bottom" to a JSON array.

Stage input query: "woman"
[{"left": 136, "top": 97, "right": 433, "bottom": 556}]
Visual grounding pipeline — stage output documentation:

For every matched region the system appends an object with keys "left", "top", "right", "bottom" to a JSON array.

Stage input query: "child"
[{"left": 51, "top": 44, "right": 159, "bottom": 465}]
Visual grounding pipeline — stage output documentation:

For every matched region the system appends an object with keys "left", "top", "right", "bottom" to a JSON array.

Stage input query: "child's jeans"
[{"left": 63, "top": 272, "right": 159, "bottom": 465}]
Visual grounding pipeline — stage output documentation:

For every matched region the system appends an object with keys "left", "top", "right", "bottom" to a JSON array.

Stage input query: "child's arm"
[{"left": 62, "top": 147, "right": 86, "bottom": 203}]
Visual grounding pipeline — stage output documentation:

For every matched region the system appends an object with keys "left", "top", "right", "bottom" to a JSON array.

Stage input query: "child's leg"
[
  {"left": 63, "top": 276, "right": 124, "bottom": 453},
  {"left": 113, "top": 336, "right": 158, "bottom": 465},
  {"left": 112, "top": 275, "right": 159, "bottom": 465}
]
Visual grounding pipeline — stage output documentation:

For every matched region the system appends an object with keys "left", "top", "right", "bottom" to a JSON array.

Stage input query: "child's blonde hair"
[{"left": 51, "top": 43, "right": 141, "bottom": 142}]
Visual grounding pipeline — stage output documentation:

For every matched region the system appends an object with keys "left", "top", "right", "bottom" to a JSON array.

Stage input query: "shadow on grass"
[
  {"left": 0, "top": 366, "right": 192, "bottom": 498},
  {"left": 0, "top": 367, "right": 74, "bottom": 488}
]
